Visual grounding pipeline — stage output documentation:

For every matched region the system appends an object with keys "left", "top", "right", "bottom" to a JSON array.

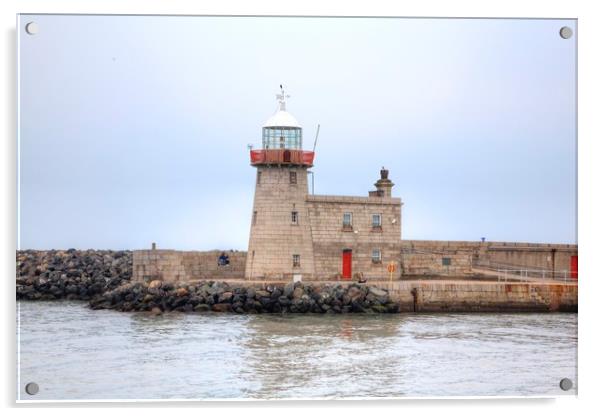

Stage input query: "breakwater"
[
  {"left": 16, "top": 250, "right": 577, "bottom": 313},
  {"left": 16, "top": 250, "right": 132, "bottom": 300},
  {"left": 89, "top": 280, "right": 401, "bottom": 314}
]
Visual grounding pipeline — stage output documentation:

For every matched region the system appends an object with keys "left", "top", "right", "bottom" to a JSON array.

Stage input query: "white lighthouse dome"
[
  {"left": 261, "top": 86, "right": 303, "bottom": 150},
  {"left": 263, "top": 110, "right": 301, "bottom": 128}
]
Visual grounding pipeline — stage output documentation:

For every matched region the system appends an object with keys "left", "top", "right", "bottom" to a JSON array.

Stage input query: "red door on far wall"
[
  {"left": 571, "top": 255, "right": 578, "bottom": 279},
  {"left": 342, "top": 250, "right": 352, "bottom": 279}
]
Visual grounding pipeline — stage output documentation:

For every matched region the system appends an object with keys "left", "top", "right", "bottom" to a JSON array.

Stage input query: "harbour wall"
[
  {"left": 385, "top": 280, "right": 577, "bottom": 313},
  {"left": 401, "top": 240, "right": 577, "bottom": 277},
  {"left": 131, "top": 240, "right": 577, "bottom": 282},
  {"left": 132, "top": 250, "right": 246, "bottom": 282}
]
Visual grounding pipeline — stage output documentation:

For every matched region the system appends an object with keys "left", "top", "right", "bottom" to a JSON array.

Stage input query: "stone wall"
[
  {"left": 133, "top": 249, "right": 246, "bottom": 282},
  {"left": 306, "top": 195, "right": 402, "bottom": 280},
  {"left": 402, "top": 240, "right": 577, "bottom": 276},
  {"left": 387, "top": 280, "right": 577, "bottom": 312},
  {"left": 401, "top": 251, "right": 473, "bottom": 276}
]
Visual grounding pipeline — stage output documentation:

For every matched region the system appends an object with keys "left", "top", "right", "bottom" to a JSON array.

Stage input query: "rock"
[
  {"left": 283, "top": 282, "right": 295, "bottom": 298},
  {"left": 218, "top": 291, "right": 233, "bottom": 303},
  {"left": 255, "top": 290, "right": 270, "bottom": 298},
  {"left": 176, "top": 287, "right": 189, "bottom": 297},
  {"left": 278, "top": 296, "right": 292, "bottom": 306},
  {"left": 371, "top": 304, "right": 387, "bottom": 313},
  {"left": 149, "top": 280, "right": 162, "bottom": 289},
  {"left": 194, "top": 304, "right": 210, "bottom": 312},
  {"left": 348, "top": 286, "right": 365, "bottom": 302},
  {"left": 293, "top": 287, "right": 304, "bottom": 299},
  {"left": 212, "top": 303, "right": 232, "bottom": 312},
  {"left": 150, "top": 306, "right": 163, "bottom": 315},
  {"left": 246, "top": 287, "right": 256, "bottom": 298},
  {"left": 369, "top": 287, "right": 388, "bottom": 298}
]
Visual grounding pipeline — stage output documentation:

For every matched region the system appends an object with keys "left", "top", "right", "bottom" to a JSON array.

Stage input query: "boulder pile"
[
  {"left": 16, "top": 249, "right": 132, "bottom": 300},
  {"left": 89, "top": 280, "right": 401, "bottom": 314}
]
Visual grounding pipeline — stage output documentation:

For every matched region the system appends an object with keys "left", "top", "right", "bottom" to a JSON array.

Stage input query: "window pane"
[
  {"left": 343, "top": 213, "right": 352, "bottom": 226},
  {"left": 372, "top": 249, "right": 381, "bottom": 261},
  {"left": 372, "top": 214, "right": 381, "bottom": 226}
]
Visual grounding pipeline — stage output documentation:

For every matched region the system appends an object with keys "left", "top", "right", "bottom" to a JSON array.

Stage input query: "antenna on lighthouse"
[{"left": 312, "top": 124, "right": 321, "bottom": 153}]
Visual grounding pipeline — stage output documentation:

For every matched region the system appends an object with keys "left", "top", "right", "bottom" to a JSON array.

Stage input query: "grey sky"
[{"left": 18, "top": 15, "right": 576, "bottom": 250}]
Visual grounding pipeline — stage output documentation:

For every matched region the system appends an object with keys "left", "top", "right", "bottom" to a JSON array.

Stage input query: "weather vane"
[{"left": 276, "top": 84, "right": 290, "bottom": 110}]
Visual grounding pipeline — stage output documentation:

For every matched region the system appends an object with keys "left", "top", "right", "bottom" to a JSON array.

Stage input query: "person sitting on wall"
[{"left": 218, "top": 252, "right": 230, "bottom": 266}]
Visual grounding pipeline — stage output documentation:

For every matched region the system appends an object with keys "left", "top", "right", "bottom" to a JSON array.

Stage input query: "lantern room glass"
[{"left": 262, "top": 127, "right": 302, "bottom": 149}]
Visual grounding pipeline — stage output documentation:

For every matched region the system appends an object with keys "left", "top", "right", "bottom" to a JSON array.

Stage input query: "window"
[
  {"left": 343, "top": 212, "right": 353, "bottom": 228},
  {"left": 291, "top": 211, "right": 298, "bottom": 224},
  {"left": 293, "top": 254, "right": 301, "bottom": 267},
  {"left": 252, "top": 211, "right": 257, "bottom": 225},
  {"left": 257, "top": 171, "right": 262, "bottom": 184},
  {"left": 372, "top": 214, "right": 382, "bottom": 228},
  {"left": 290, "top": 171, "right": 297, "bottom": 184},
  {"left": 372, "top": 249, "right": 382, "bottom": 263},
  {"left": 442, "top": 257, "right": 452, "bottom": 266}
]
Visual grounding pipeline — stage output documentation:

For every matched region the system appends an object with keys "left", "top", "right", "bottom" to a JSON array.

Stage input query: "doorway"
[
  {"left": 570, "top": 255, "right": 578, "bottom": 279},
  {"left": 342, "top": 249, "right": 352, "bottom": 279}
]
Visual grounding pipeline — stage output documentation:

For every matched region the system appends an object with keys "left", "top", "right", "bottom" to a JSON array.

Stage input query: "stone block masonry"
[
  {"left": 402, "top": 240, "right": 578, "bottom": 276},
  {"left": 245, "top": 166, "right": 316, "bottom": 279},
  {"left": 306, "top": 194, "right": 402, "bottom": 280},
  {"left": 133, "top": 249, "right": 246, "bottom": 282},
  {"left": 386, "top": 280, "right": 577, "bottom": 312}
]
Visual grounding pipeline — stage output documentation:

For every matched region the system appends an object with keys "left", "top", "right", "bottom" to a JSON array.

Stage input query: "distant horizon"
[{"left": 18, "top": 16, "right": 577, "bottom": 250}]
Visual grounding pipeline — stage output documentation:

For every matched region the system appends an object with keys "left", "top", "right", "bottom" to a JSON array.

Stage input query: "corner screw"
[
  {"left": 25, "top": 22, "right": 38, "bottom": 35},
  {"left": 559, "top": 378, "right": 573, "bottom": 391},
  {"left": 559, "top": 26, "right": 573, "bottom": 39},
  {"left": 25, "top": 382, "right": 39, "bottom": 395}
]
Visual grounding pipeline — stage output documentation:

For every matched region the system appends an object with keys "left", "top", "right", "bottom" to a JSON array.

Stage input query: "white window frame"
[
  {"left": 343, "top": 212, "right": 353, "bottom": 227},
  {"left": 372, "top": 248, "right": 382, "bottom": 263},
  {"left": 372, "top": 213, "right": 382, "bottom": 228}
]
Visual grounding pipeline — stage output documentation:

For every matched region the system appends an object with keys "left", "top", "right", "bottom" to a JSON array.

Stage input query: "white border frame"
[{"left": 3, "top": 1, "right": 601, "bottom": 414}]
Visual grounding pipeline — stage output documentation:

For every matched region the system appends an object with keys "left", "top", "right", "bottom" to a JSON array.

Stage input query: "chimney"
[{"left": 370, "top": 167, "right": 394, "bottom": 197}]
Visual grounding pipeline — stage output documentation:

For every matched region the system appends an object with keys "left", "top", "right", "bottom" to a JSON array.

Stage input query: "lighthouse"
[{"left": 245, "top": 87, "right": 317, "bottom": 279}]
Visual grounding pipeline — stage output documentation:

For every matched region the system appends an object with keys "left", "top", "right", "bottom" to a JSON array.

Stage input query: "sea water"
[{"left": 17, "top": 301, "right": 577, "bottom": 400}]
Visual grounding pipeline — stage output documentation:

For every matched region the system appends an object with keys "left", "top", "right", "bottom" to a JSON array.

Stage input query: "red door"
[
  {"left": 342, "top": 250, "right": 352, "bottom": 279},
  {"left": 570, "top": 255, "right": 578, "bottom": 279}
]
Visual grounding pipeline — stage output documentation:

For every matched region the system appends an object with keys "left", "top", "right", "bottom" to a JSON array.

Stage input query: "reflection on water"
[{"left": 17, "top": 301, "right": 577, "bottom": 400}]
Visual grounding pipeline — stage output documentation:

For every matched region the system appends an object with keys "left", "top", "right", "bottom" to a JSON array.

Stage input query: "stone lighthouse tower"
[{"left": 245, "top": 88, "right": 316, "bottom": 279}]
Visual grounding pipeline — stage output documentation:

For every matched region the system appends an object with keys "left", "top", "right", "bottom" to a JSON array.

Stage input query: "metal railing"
[{"left": 493, "top": 268, "right": 575, "bottom": 282}]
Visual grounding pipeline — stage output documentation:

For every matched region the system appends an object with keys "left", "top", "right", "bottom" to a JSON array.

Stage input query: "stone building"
[
  {"left": 245, "top": 89, "right": 403, "bottom": 280},
  {"left": 131, "top": 90, "right": 577, "bottom": 284}
]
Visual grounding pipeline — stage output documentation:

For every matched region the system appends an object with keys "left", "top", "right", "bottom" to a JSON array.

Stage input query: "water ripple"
[{"left": 17, "top": 301, "right": 577, "bottom": 400}]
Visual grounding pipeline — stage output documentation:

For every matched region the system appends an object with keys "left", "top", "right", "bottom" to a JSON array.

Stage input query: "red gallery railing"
[{"left": 250, "top": 149, "right": 315, "bottom": 166}]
